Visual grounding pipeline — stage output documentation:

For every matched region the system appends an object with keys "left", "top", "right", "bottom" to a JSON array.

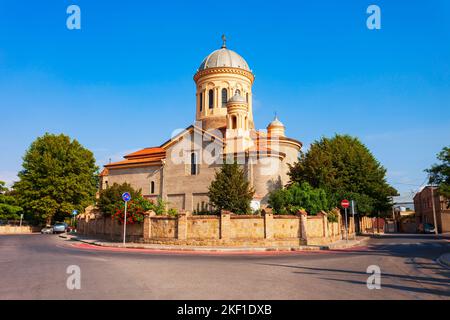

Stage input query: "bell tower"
[{"left": 193, "top": 36, "right": 255, "bottom": 130}]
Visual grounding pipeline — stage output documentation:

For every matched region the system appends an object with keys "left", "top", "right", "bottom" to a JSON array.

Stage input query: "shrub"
[
  {"left": 113, "top": 196, "right": 155, "bottom": 224},
  {"left": 97, "top": 183, "right": 142, "bottom": 217},
  {"left": 168, "top": 208, "right": 178, "bottom": 217},
  {"left": 153, "top": 197, "right": 168, "bottom": 215},
  {"left": 268, "top": 182, "right": 330, "bottom": 215},
  {"left": 193, "top": 201, "right": 215, "bottom": 215},
  {"left": 327, "top": 210, "right": 339, "bottom": 223},
  {"left": 97, "top": 182, "right": 155, "bottom": 224}
]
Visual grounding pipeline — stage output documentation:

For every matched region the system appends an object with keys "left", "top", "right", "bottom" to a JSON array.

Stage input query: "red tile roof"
[
  {"left": 124, "top": 147, "right": 166, "bottom": 159},
  {"left": 105, "top": 156, "right": 164, "bottom": 168},
  {"left": 104, "top": 147, "right": 166, "bottom": 169}
]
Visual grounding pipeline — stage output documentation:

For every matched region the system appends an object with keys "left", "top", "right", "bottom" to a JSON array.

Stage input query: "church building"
[{"left": 99, "top": 37, "right": 302, "bottom": 213}]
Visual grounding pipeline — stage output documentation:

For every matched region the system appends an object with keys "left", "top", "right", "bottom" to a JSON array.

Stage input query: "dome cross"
[{"left": 221, "top": 34, "right": 227, "bottom": 48}]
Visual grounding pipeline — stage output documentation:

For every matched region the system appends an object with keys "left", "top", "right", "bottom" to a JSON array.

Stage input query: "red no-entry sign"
[{"left": 341, "top": 199, "right": 350, "bottom": 208}]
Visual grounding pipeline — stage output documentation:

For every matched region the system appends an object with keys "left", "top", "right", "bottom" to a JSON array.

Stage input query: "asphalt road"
[{"left": 0, "top": 233, "right": 449, "bottom": 300}]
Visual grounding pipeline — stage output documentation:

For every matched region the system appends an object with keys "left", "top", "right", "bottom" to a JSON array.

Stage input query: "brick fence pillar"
[
  {"left": 298, "top": 209, "right": 308, "bottom": 244},
  {"left": 143, "top": 210, "right": 155, "bottom": 241},
  {"left": 319, "top": 210, "right": 329, "bottom": 238},
  {"left": 349, "top": 216, "right": 355, "bottom": 235},
  {"left": 263, "top": 208, "right": 274, "bottom": 239},
  {"left": 220, "top": 210, "right": 231, "bottom": 240},
  {"left": 177, "top": 211, "right": 187, "bottom": 240}
]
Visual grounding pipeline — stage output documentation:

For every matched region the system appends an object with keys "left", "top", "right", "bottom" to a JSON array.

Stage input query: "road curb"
[
  {"left": 327, "top": 236, "right": 370, "bottom": 249},
  {"left": 62, "top": 234, "right": 370, "bottom": 253}
]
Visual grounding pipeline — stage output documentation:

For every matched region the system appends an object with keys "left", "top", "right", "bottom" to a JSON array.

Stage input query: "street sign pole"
[
  {"left": 341, "top": 199, "right": 350, "bottom": 242},
  {"left": 344, "top": 207, "right": 348, "bottom": 242},
  {"left": 121, "top": 192, "right": 131, "bottom": 246},
  {"left": 351, "top": 200, "right": 356, "bottom": 239},
  {"left": 72, "top": 210, "right": 78, "bottom": 230},
  {"left": 19, "top": 214, "right": 23, "bottom": 227},
  {"left": 123, "top": 200, "right": 127, "bottom": 246}
]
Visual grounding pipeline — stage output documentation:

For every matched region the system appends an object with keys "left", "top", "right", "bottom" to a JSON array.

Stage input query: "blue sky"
[{"left": 1, "top": 0, "right": 449, "bottom": 201}]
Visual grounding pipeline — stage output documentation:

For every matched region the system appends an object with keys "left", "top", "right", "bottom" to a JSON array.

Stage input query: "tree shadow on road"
[
  {"left": 319, "top": 277, "right": 450, "bottom": 298},
  {"left": 256, "top": 261, "right": 450, "bottom": 298}
]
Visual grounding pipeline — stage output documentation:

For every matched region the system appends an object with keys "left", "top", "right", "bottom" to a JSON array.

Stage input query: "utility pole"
[{"left": 430, "top": 186, "right": 439, "bottom": 235}]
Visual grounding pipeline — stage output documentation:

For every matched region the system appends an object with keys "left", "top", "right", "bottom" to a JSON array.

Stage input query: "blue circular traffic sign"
[{"left": 122, "top": 192, "right": 131, "bottom": 202}]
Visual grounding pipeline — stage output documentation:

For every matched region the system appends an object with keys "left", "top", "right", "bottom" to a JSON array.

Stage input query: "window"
[
  {"left": 246, "top": 92, "right": 249, "bottom": 102},
  {"left": 150, "top": 181, "right": 155, "bottom": 194},
  {"left": 221, "top": 88, "right": 228, "bottom": 107},
  {"left": 231, "top": 116, "right": 237, "bottom": 129},
  {"left": 191, "top": 152, "right": 198, "bottom": 175},
  {"left": 208, "top": 89, "right": 214, "bottom": 109},
  {"left": 235, "top": 89, "right": 241, "bottom": 95},
  {"left": 199, "top": 92, "right": 203, "bottom": 111}
]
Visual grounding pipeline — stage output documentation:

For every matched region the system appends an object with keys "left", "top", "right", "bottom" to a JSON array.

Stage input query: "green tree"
[
  {"left": 13, "top": 133, "right": 98, "bottom": 224},
  {"left": 426, "top": 146, "right": 450, "bottom": 207},
  {"left": 208, "top": 162, "right": 255, "bottom": 214},
  {"left": 0, "top": 181, "right": 23, "bottom": 221},
  {"left": 288, "top": 134, "right": 397, "bottom": 215},
  {"left": 98, "top": 182, "right": 158, "bottom": 225},
  {"left": 268, "top": 182, "right": 330, "bottom": 215}
]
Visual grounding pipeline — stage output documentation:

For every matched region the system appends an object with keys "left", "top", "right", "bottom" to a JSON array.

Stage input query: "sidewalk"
[{"left": 60, "top": 233, "right": 370, "bottom": 253}]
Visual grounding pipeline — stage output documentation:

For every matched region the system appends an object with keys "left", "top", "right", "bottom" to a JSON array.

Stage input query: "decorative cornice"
[{"left": 194, "top": 67, "right": 254, "bottom": 83}]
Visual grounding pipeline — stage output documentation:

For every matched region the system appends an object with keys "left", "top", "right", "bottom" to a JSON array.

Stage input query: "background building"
[{"left": 414, "top": 186, "right": 450, "bottom": 233}]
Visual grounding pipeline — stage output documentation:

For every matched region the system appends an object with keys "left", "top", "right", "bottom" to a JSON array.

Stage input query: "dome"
[
  {"left": 268, "top": 116, "right": 284, "bottom": 128},
  {"left": 198, "top": 36, "right": 251, "bottom": 72},
  {"left": 228, "top": 92, "right": 247, "bottom": 104}
]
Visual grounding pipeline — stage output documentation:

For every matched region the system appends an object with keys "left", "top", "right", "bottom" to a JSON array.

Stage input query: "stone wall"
[
  {"left": 76, "top": 206, "right": 144, "bottom": 242},
  {"left": 360, "top": 216, "right": 385, "bottom": 234},
  {"left": 0, "top": 225, "right": 40, "bottom": 234},
  {"left": 78, "top": 207, "right": 346, "bottom": 247},
  {"left": 229, "top": 215, "right": 265, "bottom": 239},
  {"left": 272, "top": 216, "right": 301, "bottom": 239}
]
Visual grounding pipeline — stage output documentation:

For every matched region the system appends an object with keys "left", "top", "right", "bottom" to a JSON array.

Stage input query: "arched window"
[
  {"left": 150, "top": 181, "right": 155, "bottom": 194},
  {"left": 221, "top": 88, "right": 228, "bottom": 107},
  {"left": 208, "top": 89, "right": 214, "bottom": 109},
  {"left": 246, "top": 93, "right": 249, "bottom": 103},
  {"left": 235, "top": 89, "right": 241, "bottom": 95},
  {"left": 199, "top": 92, "right": 203, "bottom": 111},
  {"left": 191, "top": 152, "right": 197, "bottom": 175}
]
